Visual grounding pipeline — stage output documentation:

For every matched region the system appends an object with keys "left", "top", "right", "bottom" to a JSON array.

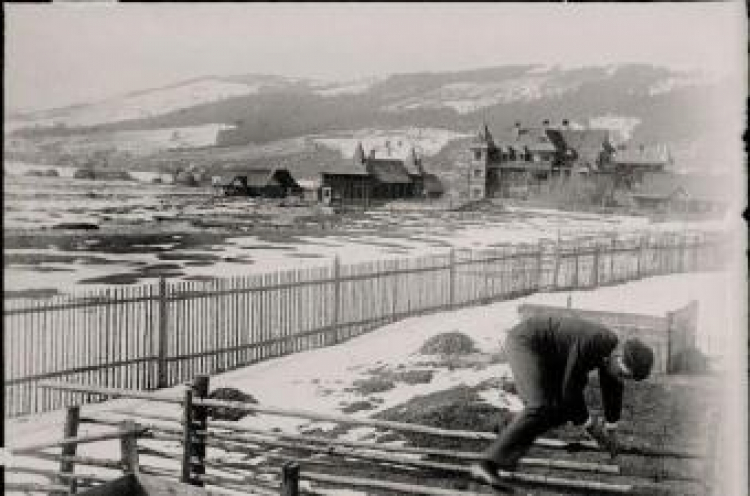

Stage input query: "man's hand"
[{"left": 582, "top": 417, "right": 619, "bottom": 459}]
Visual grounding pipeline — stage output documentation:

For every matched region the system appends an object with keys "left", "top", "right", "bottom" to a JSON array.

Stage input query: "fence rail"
[{"left": 4, "top": 230, "right": 729, "bottom": 417}]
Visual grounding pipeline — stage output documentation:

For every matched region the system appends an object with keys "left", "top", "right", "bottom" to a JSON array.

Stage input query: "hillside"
[{"left": 5, "top": 64, "right": 736, "bottom": 178}]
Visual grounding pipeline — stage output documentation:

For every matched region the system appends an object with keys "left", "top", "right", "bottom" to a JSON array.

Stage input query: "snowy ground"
[
  {"left": 5, "top": 270, "right": 741, "bottom": 495},
  {"left": 4, "top": 171, "right": 729, "bottom": 296}
]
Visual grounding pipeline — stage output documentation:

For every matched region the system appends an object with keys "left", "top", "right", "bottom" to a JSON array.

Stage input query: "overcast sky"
[{"left": 5, "top": 2, "right": 747, "bottom": 112}]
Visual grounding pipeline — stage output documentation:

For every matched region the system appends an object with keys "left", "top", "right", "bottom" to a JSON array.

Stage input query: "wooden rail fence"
[
  {"left": 4, "top": 230, "right": 728, "bottom": 417},
  {"left": 21, "top": 378, "right": 709, "bottom": 495}
]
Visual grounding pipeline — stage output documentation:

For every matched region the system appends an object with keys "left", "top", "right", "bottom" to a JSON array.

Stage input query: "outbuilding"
[{"left": 215, "top": 168, "right": 302, "bottom": 198}]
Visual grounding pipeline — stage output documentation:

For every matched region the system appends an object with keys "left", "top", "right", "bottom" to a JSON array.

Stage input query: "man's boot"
[{"left": 469, "top": 460, "right": 515, "bottom": 493}]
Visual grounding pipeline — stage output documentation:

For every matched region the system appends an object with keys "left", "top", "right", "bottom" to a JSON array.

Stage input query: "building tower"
[{"left": 468, "top": 123, "right": 496, "bottom": 200}]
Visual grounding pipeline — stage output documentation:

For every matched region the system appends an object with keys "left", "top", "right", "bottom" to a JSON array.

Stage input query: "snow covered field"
[
  {"left": 5, "top": 186, "right": 723, "bottom": 297},
  {"left": 5, "top": 270, "right": 742, "bottom": 495}
]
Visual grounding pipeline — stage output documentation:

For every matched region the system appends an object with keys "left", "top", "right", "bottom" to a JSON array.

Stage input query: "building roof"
[
  {"left": 216, "top": 168, "right": 300, "bottom": 189},
  {"left": 556, "top": 129, "right": 613, "bottom": 158},
  {"left": 613, "top": 146, "right": 670, "bottom": 166},
  {"left": 471, "top": 123, "right": 496, "bottom": 147},
  {"left": 365, "top": 158, "right": 412, "bottom": 184}
]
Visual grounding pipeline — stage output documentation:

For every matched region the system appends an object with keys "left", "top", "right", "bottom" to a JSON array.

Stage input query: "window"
[
  {"left": 473, "top": 150, "right": 483, "bottom": 161},
  {"left": 472, "top": 187, "right": 483, "bottom": 198},
  {"left": 474, "top": 168, "right": 484, "bottom": 178}
]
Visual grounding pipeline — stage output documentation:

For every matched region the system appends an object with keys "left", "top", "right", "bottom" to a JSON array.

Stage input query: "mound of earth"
[
  {"left": 206, "top": 387, "right": 258, "bottom": 421},
  {"left": 419, "top": 332, "right": 477, "bottom": 355},
  {"left": 374, "top": 385, "right": 511, "bottom": 450},
  {"left": 348, "top": 377, "right": 396, "bottom": 395},
  {"left": 391, "top": 369, "right": 434, "bottom": 385},
  {"left": 340, "top": 400, "right": 378, "bottom": 414}
]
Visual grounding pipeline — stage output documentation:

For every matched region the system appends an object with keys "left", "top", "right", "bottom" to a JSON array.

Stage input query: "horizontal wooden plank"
[
  {"left": 11, "top": 425, "right": 148, "bottom": 454},
  {"left": 4, "top": 294, "right": 157, "bottom": 316},
  {"left": 85, "top": 411, "right": 620, "bottom": 475},
  {"left": 40, "top": 381, "right": 703, "bottom": 458},
  {"left": 5, "top": 356, "right": 154, "bottom": 386}
]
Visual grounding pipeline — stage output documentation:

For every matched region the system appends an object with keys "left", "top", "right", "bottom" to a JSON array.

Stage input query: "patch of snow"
[
  {"left": 383, "top": 77, "right": 582, "bottom": 114},
  {"left": 525, "top": 64, "right": 556, "bottom": 75},
  {"left": 4, "top": 272, "right": 737, "bottom": 494},
  {"left": 4, "top": 161, "right": 77, "bottom": 178},
  {"left": 312, "top": 128, "right": 471, "bottom": 159},
  {"left": 25, "top": 79, "right": 263, "bottom": 128},
  {"left": 648, "top": 74, "right": 710, "bottom": 96},
  {"left": 313, "top": 76, "right": 385, "bottom": 97},
  {"left": 588, "top": 115, "right": 642, "bottom": 143},
  {"left": 106, "top": 123, "right": 230, "bottom": 152}
]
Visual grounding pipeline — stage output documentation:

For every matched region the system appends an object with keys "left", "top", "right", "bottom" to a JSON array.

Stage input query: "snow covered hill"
[
  {"left": 5, "top": 64, "right": 734, "bottom": 167},
  {"left": 20, "top": 78, "right": 268, "bottom": 128}
]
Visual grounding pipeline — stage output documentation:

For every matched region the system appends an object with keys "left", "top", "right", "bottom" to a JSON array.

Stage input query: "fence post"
[
  {"left": 665, "top": 311, "right": 674, "bottom": 374},
  {"left": 482, "top": 253, "right": 492, "bottom": 305},
  {"left": 180, "top": 387, "right": 194, "bottom": 484},
  {"left": 536, "top": 241, "right": 544, "bottom": 291},
  {"left": 331, "top": 256, "right": 341, "bottom": 345},
  {"left": 156, "top": 277, "right": 169, "bottom": 389},
  {"left": 609, "top": 235, "right": 616, "bottom": 282},
  {"left": 591, "top": 244, "right": 600, "bottom": 288},
  {"left": 636, "top": 235, "right": 645, "bottom": 279},
  {"left": 190, "top": 375, "right": 209, "bottom": 487},
  {"left": 281, "top": 461, "right": 300, "bottom": 496},
  {"left": 691, "top": 233, "right": 700, "bottom": 271},
  {"left": 119, "top": 419, "right": 139, "bottom": 475},
  {"left": 679, "top": 234, "right": 687, "bottom": 273},
  {"left": 391, "top": 259, "right": 399, "bottom": 322},
  {"left": 448, "top": 249, "right": 456, "bottom": 309},
  {"left": 54, "top": 406, "right": 80, "bottom": 495},
  {"left": 553, "top": 241, "right": 561, "bottom": 290}
]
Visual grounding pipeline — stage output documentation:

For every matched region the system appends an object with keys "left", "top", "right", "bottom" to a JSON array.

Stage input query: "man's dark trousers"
[{"left": 484, "top": 330, "right": 563, "bottom": 468}]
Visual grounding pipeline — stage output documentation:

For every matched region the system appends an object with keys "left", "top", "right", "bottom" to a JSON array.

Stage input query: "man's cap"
[{"left": 622, "top": 338, "right": 654, "bottom": 381}]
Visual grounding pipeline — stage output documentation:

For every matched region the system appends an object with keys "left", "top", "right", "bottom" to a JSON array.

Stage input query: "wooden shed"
[{"left": 215, "top": 168, "right": 302, "bottom": 198}]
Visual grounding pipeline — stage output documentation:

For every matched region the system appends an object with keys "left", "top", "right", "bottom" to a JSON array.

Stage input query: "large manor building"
[{"left": 468, "top": 120, "right": 648, "bottom": 199}]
